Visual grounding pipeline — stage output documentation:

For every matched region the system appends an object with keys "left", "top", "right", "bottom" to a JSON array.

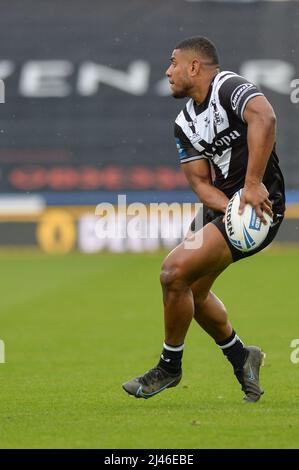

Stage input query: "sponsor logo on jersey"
[
  {"left": 231, "top": 83, "right": 254, "bottom": 111},
  {"left": 197, "top": 130, "right": 241, "bottom": 158}
]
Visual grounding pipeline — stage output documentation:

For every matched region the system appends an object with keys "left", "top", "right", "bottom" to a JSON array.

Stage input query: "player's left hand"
[{"left": 238, "top": 182, "right": 273, "bottom": 224}]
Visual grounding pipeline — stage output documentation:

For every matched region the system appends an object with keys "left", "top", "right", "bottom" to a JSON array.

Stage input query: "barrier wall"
[{"left": 0, "top": 202, "right": 297, "bottom": 253}]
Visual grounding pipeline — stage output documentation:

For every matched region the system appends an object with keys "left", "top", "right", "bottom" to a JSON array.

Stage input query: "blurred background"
[{"left": 0, "top": 0, "right": 298, "bottom": 251}]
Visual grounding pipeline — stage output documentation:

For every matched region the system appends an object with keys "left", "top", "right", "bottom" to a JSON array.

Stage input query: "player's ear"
[{"left": 190, "top": 59, "right": 200, "bottom": 76}]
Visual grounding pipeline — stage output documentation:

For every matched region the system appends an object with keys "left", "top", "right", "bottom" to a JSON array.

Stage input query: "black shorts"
[{"left": 190, "top": 206, "right": 284, "bottom": 263}]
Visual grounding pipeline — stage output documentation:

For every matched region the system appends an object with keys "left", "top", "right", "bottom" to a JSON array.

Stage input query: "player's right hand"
[{"left": 238, "top": 182, "right": 273, "bottom": 224}]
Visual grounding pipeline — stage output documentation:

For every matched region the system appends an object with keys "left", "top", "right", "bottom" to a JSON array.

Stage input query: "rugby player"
[{"left": 123, "top": 37, "right": 285, "bottom": 402}]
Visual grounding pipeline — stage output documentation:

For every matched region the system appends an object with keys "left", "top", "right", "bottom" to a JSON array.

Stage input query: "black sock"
[
  {"left": 157, "top": 342, "right": 184, "bottom": 374},
  {"left": 217, "top": 330, "right": 248, "bottom": 371}
]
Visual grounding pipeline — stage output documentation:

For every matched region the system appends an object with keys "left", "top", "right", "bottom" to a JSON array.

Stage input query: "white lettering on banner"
[
  {"left": 0, "top": 59, "right": 295, "bottom": 97},
  {"left": 240, "top": 60, "right": 296, "bottom": 94},
  {"left": 78, "top": 214, "right": 107, "bottom": 253},
  {"left": 78, "top": 214, "right": 167, "bottom": 253},
  {"left": 77, "top": 60, "right": 150, "bottom": 96},
  {"left": 19, "top": 61, "right": 74, "bottom": 97}
]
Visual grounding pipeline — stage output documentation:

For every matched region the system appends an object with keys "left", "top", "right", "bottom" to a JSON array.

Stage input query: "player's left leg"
[
  {"left": 191, "top": 276, "right": 265, "bottom": 402},
  {"left": 191, "top": 272, "right": 232, "bottom": 341}
]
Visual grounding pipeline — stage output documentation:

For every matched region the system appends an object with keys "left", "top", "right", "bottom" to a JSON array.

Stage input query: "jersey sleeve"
[
  {"left": 219, "top": 75, "right": 264, "bottom": 122},
  {"left": 174, "top": 123, "right": 207, "bottom": 164}
]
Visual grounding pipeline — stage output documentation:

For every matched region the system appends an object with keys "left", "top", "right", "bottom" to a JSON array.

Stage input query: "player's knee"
[{"left": 160, "top": 262, "right": 187, "bottom": 290}]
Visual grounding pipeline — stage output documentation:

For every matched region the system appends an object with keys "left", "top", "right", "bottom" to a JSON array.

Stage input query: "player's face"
[{"left": 165, "top": 49, "right": 193, "bottom": 99}]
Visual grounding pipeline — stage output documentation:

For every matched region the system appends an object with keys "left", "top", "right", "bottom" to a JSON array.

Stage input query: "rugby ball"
[{"left": 224, "top": 189, "right": 272, "bottom": 252}]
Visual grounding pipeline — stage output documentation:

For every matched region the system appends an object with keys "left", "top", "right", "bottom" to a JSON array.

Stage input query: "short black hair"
[{"left": 175, "top": 36, "right": 219, "bottom": 65}]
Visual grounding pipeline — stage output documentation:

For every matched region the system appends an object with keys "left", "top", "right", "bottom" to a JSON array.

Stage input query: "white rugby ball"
[{"left": 224, "top": 189, "right": 273, "bottom": 252}]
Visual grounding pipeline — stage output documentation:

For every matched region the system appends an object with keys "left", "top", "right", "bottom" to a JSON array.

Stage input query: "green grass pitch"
[{"left": 0, "top": 247, "right": 299, "bottom": 449}]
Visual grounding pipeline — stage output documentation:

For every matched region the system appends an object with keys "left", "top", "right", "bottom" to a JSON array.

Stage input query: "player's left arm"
[{"left": 240, "top": 95, "right": 275, "bottom": 223}]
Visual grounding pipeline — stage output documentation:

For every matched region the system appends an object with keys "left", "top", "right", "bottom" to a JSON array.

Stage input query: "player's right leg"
[{"left": 122, "top": 222, "right": 233, "bottom": 399}]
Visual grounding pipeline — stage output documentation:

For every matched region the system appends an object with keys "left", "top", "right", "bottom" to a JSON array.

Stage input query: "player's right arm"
[
  {"left": 175, "top": 122, "right": 228, "bottom": 213},
  {"left": 182, "top": 159, "right": 229, "bottom": 213}
]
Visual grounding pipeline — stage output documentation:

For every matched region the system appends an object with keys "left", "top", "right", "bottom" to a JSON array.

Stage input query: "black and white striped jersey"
[{"left": 175, "top": 71, "right": 285, "bottom": 214}]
